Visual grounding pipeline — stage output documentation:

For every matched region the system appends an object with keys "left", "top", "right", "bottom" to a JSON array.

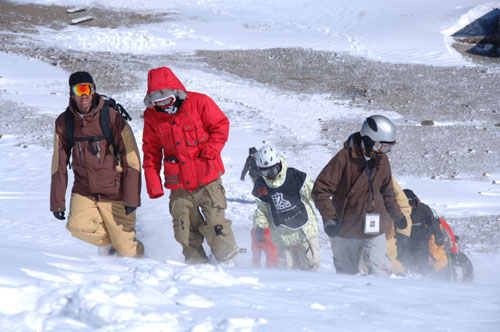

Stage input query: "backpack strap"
[
  {"left": 100, "top": 100, "right": 120, "bottom": 166},
  {"left": 64, "top": 107, "right": 74, "bottom": 168}
]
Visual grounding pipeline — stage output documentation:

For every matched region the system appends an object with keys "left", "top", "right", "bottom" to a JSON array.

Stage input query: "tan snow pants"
[
  {"left": 66, "top": 193, "right": 144, "bottom": 257},
  {"left": 169, "top": 179, "right": 237, "bottom": 264}
]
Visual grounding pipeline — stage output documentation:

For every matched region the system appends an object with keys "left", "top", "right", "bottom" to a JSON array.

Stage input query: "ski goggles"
[
  {"left": 72, "top": 83, "right": 95, "bottom": 96},
  {"left": 259, "top": 163, "right": 281, "bottom": 178},
  {"left": 151, "top": 94, "right": 176, "bottom": 108},
  {"left": 374, "top": 141, "right": 396, "bottom": 154}
]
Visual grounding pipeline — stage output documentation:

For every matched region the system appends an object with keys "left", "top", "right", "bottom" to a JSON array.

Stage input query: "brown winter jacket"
[
  {"left": 312, "top": 132, "right": 404, "bottom": 239},
  {"left": 50, "top": 94, "right": 141, "bottom": 212}
]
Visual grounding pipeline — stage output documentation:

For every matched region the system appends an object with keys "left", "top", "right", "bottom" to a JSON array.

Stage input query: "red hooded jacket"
[{"left": 142, "top": 67, "right": 229, "bottom": 197}]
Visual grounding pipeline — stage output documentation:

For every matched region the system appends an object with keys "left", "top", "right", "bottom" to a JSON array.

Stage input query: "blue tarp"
[{"left": 452, "top": 8, "right": 500, "bottom": 37}]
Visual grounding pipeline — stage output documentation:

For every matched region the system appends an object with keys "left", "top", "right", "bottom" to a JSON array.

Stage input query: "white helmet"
[
  {"left": 360, "top": 115, "right": 396, "bottom": 143},
  {"left": 256, "top": 145, "right": 280, "bottom": 167}
]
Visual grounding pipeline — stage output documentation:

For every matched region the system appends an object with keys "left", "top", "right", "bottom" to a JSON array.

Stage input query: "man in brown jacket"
[
  {"left": 50, "top": 71, "right": 144, "bottom": 257},
  {"left": 312, "top": 115, "right": 407, "bottom": 276}
]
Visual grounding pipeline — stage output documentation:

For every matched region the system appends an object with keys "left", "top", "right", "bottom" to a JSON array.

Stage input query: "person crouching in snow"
[
  {"left": 312, "top": 115, "right": 407, "bottom": 276},
  {"left": 142, "top": 66, "right": 238, "bottom": 265},
  {"left": 401, "top": 189, "right": 447, "bottom": 277},
  {"left": 251, "top": 145, "right": 320, "bottom": 271}
]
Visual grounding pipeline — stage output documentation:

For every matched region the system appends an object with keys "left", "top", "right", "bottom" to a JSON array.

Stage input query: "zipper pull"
[
  {"left": 78, "top": 142, "right": 83, "bottom": 164},
  {"left": 96, "top": 142, "right": 101, "bottom": 164}
]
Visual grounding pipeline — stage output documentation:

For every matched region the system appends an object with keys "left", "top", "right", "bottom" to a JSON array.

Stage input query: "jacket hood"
[
  {"left": 147, "top": 67, "right": 186, "bottom": 94},
  {"left": 144, "top": 67, "right": 188, "bottom": 108},
  {"left": 345, "top": 132, "right": 363, "bottom": 157},
  {"left": 346, "top": 131, "right": 385, "bottom": 164}
]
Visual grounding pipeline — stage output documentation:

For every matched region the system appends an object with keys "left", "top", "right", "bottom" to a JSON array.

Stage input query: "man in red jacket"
[{"left": 142, "top": 66, "right": 238, "bottom": 265}]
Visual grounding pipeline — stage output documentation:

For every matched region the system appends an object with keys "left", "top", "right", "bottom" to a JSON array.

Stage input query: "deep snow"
[{"left": 1, "top": 0, "right": 500, "bottom": 331}]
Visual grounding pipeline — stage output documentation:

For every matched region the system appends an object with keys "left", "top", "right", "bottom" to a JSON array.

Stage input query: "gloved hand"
[
  {"left": 125, "top": 206, "right": 137, "bottom": 215},
  {"left": 254, "top": 227, "right": 266, "bottom": 243},
  {"left": 324, "top": 218, "right": 341, "bottom": 238},
  {"left": 199, "top": 147, "right": 217, "bottom": 160},
  {"left": 394, "top": 216, "right": 407, "bottom": 230},
  {"left": 53, "top": 211, "right": 65, "bottom": 220}
]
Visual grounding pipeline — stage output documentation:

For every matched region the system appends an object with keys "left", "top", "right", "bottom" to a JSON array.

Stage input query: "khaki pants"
[
  {"left": 360, "top": 237, "right": 403, "bottom": 274},
  {"left": 66, "top": 193, "right": 144, "bottom": 258},
  {"left": 331, "top": 234, "right": 391, "bottom": 276},
  {"left": 169, "top": 179, "right": 237, "bottom": 264},
  {"left": 279, "top": 237, "right": 320, "bottom": 271}
]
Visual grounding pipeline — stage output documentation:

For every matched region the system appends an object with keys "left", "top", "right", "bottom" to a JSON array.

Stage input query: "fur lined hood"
[{"left": 143, "top": 67, "right": 188, "bottom": 108}]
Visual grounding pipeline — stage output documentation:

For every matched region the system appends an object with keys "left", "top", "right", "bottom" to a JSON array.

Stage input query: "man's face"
[
  {"left": 71, "top": 83, "right": 95, "bottom": 113},
  {"left": 73, "top": 93, "right": 93, "bottom": 113}
]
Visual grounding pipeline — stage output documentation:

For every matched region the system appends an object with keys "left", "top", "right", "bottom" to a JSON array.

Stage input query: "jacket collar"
[
  {"left": 346, "top": 132, "right": 363, "bottom": 159},
  {"left": 346, "top": 132, "right": 383, "bottom": 165}
]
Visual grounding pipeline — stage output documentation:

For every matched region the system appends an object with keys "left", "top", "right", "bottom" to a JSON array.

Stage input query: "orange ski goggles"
[{"left": 72, "top": 83, "right": 95, "bottom": 96}]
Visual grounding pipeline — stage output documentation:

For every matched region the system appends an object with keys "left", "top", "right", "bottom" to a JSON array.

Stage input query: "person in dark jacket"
[
  {"left": 142, "top": 66, "right": 238, "bottom": 265},
  {"left": 401, "top": 189, "right": 445, "bottom": 276},
  {"left": 50, "top": 71, "right": 144, "bottom": 257},
  {"left": 312, "top": 115, "right": 406, "bottom": 276},
  {"left": 241, "top": 147, "right": 259, "bottom": 182}
]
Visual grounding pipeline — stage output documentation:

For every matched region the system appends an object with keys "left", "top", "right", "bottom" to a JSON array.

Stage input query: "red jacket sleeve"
[
  {"left": 142, "top": 109, "right": 165, "bottom": 198},
  {"left": 198, "top": 96, "right": 229, "bottom": 160}
]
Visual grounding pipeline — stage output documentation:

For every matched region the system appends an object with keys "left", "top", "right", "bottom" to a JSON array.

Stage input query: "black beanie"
[
  {"left": 69, "top": 71, "right": 94, "bottom": 87},
  {"left": 403, "top": 189, "right": 418, "bottom": 206},
  {"left": 249, "top": 147, "right": 257, "bottom": 155}
]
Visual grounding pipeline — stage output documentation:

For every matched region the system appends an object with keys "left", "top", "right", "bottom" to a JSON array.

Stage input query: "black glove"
[
  {"left": 324, "top": 218, "right": 341, "bottom": 238},
  {"left": 394, "top": 216, "right": 407, "bottom": 230},
  {"left": 125, "top": 206, "right": 137, "bottom": 215},
  {"left": 254, "top": 227, "right": 266, "bottom": 243},
  {"left": 53, "top": 211, "right": 65, "bottom": 220}
]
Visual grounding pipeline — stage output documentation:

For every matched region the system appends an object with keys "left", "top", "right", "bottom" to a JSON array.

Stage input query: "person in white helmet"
[
  {"left": 251, "top": 145, "right": 321, "bottom": 271},
  {"left": 312, "top": 115, "right": 407, "bottom": 276}
]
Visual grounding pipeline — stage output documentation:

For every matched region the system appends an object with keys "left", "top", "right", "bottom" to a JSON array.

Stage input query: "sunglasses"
[
  {"left": 152, "top": 94, "right": 176, "bottom": 108},
  {"left": 72, "top": 83, "right": 95, "bottom": 96},
  {"left": 374, "top": 141, "right": 396, "bottom": 153}
]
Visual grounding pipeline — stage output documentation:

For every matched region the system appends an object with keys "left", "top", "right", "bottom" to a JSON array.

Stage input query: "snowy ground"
[{"left": 1, "top": 0, "right": 500, "bottom": 331}]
